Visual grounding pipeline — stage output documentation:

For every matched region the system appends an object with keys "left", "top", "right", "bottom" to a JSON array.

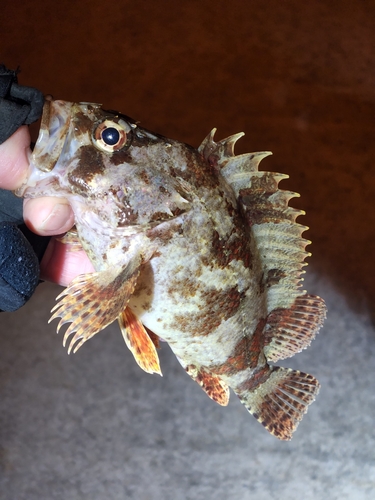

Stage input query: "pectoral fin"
[
  {"left": 118, "top": 307, "right": 162, "bottom": 375},
  {"left": 49, "top": 253, "right": 141, "bottom": 354}
]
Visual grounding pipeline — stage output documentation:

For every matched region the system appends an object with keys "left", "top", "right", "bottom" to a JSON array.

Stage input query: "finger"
[
  {"left": 0, "top": 126, "right": 31, "bottom": 190},
  {"left": 40, "top": 238, "right": 95, "bottom": 286},
  {"left": 23, "top": 197, "right": 75, "bottom": 236}
]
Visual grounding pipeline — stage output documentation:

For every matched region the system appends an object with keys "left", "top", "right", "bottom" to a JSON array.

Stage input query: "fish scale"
[{"left": 17, "top": 98, "right": 326, "bottom": 440}]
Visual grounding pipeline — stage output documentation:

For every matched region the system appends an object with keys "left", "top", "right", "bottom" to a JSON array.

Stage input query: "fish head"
[{"left": 19, "top": 98, "right": 192, "bottom": 228}]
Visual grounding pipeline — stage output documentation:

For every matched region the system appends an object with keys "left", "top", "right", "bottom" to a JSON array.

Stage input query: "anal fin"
[
  {"left": 264, "top": 294, "right": 326, "bottom": 362},
  {"left": 182, "top": 363, "right": 230, "bottom": 406},
  {"left": 237, "top": 366, "right": 320, "bottom": 440},
  {"left": 118, "top": 307, "right": 162, "bottom": 375}
]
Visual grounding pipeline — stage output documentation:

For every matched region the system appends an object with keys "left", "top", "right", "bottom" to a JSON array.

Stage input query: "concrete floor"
[
  {"left": 1, "top": 1, "right": 375, "bottom": 498},
  {"left": 1, "top": 275, "right": 374, "bottom": 500}
]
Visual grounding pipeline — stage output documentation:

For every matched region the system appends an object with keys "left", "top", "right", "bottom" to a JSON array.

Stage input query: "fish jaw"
[
  {"left": 15, "top": 99, "right": 74, "bottom": 198},
  {"left": 32, "top": 98, "right": 73, "bottom": 172}
]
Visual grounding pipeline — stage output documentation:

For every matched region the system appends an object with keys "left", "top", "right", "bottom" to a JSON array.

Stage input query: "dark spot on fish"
[
  {"left": 149, "top": 211, "right": 172, "bottom": 223},
  {"left": 258, "top": 272, "right": 265, "bottom": 295},
  {"left": 167, "top": 276, "right": 199, "bottom": 300},
  {"left": 74, "top": 111, "right": 94, "bottom": 132},
  {"left": 68, "top": 145, "right": 105, "bottom": 193},
  {"left": 238, "top": 173, "right": 295, "bottom": 226},
  {"left": 211, "top": 226, "right": 252, "bottom": 269},
  {"left": 146, "top": 218, "right": 184, "bottom": 244},
  {"left": 212, "top": 318, "right": 267, "bottom": 376},
  {"left": 140, "top": 170, "right": 150, "bottom": 184},
  {"left": 168, "top": 285, "right": 245, "bottom": 337},
  {"left": 236, "top": 365, "right": 271, "bottom": 392},
  {"left": 266, "top": 268, "right": 286, "bottom": 287},
  {"left": 110, "top": 148, "right": 133, "bottom": 166},
  {"left": 117, "top": 206, "right": 138, "bottom": 226},
  {"left": 169, "top": 144, "right": 220, "bottom": 190}
]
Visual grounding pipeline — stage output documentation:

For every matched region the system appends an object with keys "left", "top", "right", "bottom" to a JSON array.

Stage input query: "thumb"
[{"left": 0, "top": 126, "right": 31, "bottom": 190}]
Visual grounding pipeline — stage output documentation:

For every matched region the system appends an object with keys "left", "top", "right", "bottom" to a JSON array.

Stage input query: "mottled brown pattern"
[
  {"left": 237, "top": 365, "right": 271, "bottom": 393},
  {"left": 74, "top": 110, "right": 94, "bottom": 132},
  {"left": 256, "top": 369, "right": 320, "bottom": 440},
  {"left": 110, "top": 148, "right": 133, "bottom": 166},
  {"left": 213, "top": 318, "right": 266, "bottom": 376},
  {"left": 146, "top": 219, "right": 184, "bottom": 244},
  {"left": 265, "top": 268, "right": 286, "bottom": 288},
  {"left": 170, "top": 145, "right": 220, "bottom": 190},
  {"left": 210, "top": 227, "right": 251, "bottom": 269},
  {"left": 167, "top": 275, "right": 200, "bottom": 300},
  {"left": 68, "top": 145, "right": 105, "bottom": 194},
  {"left": 263, "top": 294, "right": 326, "bottom": 362},
  {"left": 118, "top": 308, "right": 161, "bottom": 375},
  {"left": 238, "top": 173, "right": 287, "bottom": 226},
  {"left": 168, "top": 286, "right": 245, "bottom": 337},
  {"left": 186, "top": 365, "right": 229, "bottom": 405},
  {"left": 116, "top": 205, "right": 139, "bottom": 226}
]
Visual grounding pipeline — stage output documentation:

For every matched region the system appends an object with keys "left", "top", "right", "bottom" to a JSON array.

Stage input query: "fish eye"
[
  {"left": 93, "top": 120, "right": 129, "bottom": 152},
  {"left": 102, "top": 127, "right": 120, "bottom": 145}
]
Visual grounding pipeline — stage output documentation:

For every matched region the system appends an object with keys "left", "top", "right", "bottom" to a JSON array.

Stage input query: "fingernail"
[{"left": 41, "top": 203, "right": 72, "bottom": 232}]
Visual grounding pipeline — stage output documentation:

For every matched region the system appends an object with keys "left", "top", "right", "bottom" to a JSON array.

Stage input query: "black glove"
[
  {"left": 0, "top": 64, "right": 44, "bottom": 143},
  {"left": 0, "top": 64, "right": 49, "bottom": 312}
]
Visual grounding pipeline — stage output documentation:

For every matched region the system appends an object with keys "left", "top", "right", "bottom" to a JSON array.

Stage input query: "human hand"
[
  {"left": 0, "top": 127, "right": 94, "bottom": 290},
  {"left": 0, "top": 64, "right": 93, "bottom": 312}
]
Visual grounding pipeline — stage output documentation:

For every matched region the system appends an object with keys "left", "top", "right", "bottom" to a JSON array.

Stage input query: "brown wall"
[{"left": 3, "top": 0, "right": 375, "bottom": 317}]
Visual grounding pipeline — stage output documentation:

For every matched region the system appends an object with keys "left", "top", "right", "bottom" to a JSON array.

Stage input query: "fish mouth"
[{"left": 31, "top": 97, "right": 73, "bottom": 172}]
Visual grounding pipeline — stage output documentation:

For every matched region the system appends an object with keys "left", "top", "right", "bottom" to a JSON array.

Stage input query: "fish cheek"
[
  {"left": 110, "top": 148, "right": 133, "bottom": 166},
  {"left": 67, "top": 145, "right": 106, "bottom": 195}
]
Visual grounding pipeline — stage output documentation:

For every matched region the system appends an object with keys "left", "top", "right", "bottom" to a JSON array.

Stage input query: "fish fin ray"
[
  {"left": 50, "top": 253, "right": 141, "bottom": 353},
  {"left": 180, "top": 361, "right": 230, "bottom": 406},
  {"left": 144, "top": 326, "right": 160, "bottom": 349},
  {"left": 198, "top": 129, "right": 314, "bottom": 317},
  {"left": 118, "top": 307, "right": 162, "bottom": 375},
  {"left": 263, "top": 294, "right": 326, "bottom": 362},
  {"left": 236, "top": 366, "right": 320, "bottom": 440},
  {"left": 56, "top": 227, "right": 82, "bottom": 249}
]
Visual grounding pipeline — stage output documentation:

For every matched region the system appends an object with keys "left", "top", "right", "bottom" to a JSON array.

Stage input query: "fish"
[{"left": 17, "top": 97, "right": 326, "bottom": 440}]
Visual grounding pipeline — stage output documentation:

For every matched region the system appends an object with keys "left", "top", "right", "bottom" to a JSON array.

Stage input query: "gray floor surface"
[{"left": 1, "top": 271, "right": 374, "bottom": 500}]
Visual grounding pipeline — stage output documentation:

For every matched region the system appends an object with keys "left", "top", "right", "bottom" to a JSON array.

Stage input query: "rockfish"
[{"left": 17, "top": 98, "right": 326, "bottom": 440}]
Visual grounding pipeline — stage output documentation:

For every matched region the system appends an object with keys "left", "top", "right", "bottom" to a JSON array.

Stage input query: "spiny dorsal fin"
[
  {"left": 199, "top": 129, "right": 313, "bottom": 314},
  {"left": 199, "top": 128, "right": 272, "bottom": 179}
]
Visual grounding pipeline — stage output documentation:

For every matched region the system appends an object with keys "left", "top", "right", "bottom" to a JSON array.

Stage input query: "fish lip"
[{"left": 31, "top": 97, "right": 73, "bottom": 173}]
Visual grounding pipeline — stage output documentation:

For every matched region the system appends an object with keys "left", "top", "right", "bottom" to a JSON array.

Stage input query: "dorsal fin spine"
[{"left": 199, "top": 129, "right": 316, "bottom": 315}]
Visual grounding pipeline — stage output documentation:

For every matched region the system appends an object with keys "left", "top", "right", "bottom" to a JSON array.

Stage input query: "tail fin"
[{"left": 237, "top": 366, "right": 320, "bottom": 440}]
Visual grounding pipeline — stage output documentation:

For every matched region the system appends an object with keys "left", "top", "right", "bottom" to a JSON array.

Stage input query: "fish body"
[{"left": 18, "top": 98, "right": 326, "bottom": 440}]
